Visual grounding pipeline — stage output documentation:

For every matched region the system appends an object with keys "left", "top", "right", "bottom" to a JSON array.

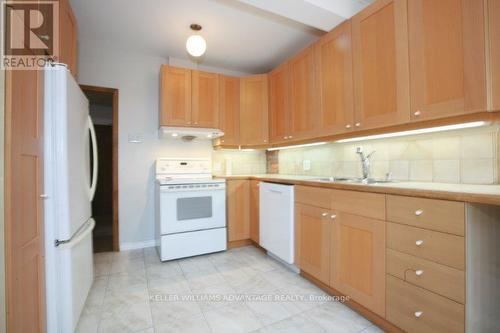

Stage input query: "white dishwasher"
[{"left": 259, "top": 182, "right": 295, "bottom": 264}]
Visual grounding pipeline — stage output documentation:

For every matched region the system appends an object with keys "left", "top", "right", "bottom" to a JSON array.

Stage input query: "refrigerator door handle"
[
  {"left": 88, "top": 116, "right": 98, "bottom": 201},
  {"left": 56, "top": 218, "right": 95, "bottom": 249}
]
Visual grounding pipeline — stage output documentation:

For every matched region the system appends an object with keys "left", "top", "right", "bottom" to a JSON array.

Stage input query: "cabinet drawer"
[
  {"left": 387, "top": 249, "right": 465, "bottom": 304},
  {"left": 331, "top": 190, "right": 385, "bottom": 220},
  {"left": 295, "top": 186, "right": 332, "bottom": 209},
  {"left": 387, "top": 223, "right": 464, "bottom": 270},
  {"left": 387, "top": 275, "right": 464, "bottom": 333},
  {"left": 387, "top": 195, "right": 464, "bottom": 236}
]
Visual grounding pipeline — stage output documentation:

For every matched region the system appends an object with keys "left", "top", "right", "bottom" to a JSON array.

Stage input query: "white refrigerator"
[{"left": 44, "top": 64, "right": 98, "bottom": 332}]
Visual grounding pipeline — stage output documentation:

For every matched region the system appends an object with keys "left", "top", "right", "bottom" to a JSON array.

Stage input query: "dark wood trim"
[
  {"left": 300, "top": 271, "right": 405, "bottom": 333},
  {"left": 81, "top": 84, "right": 120, "bottom": 251}
]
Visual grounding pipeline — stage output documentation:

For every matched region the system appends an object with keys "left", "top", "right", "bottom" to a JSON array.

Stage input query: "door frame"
[{"left": 80, "top": 85, "right": 120, "bottom": 251}]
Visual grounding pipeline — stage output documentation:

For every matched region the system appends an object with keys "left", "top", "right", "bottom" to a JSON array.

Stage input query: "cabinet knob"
[
  {"left": 289, "top": 136, "right": 293, "bottom": 139},
  {"left": 415, "top": 269, "right": 424, "bottom": 276},
  {"left": 221, "top": 139, "right": 225, "bottom": 143},
  {"left": 187, "top": 121, "right": 191, "bottom": 124},
  {"left": 264, "top": 139, "right": 268, "bottom": 143},
  {"left": 345, "top": 124, "right": 351, "bottom": 129},
  {"left": 414, "top": 311, "right": 423, "bottom": 318},
  {"left": 330, "top": 214, "right": 337, "bottom": 220},
  {"left": 414, "top": 111, "right": 421, "bottom": 117},
  {"left": 194, "top": 122, "right": 198, "bottom": 125},
  {"left": 415, "top": 209, "right": 424, "bottom": 216},
  {"left": 40, "top": 194, "right": 49, "bottom": 199},
  {"left": 355, "top": 123, "right": 361, "bottom": 127},
  {"left": 415, "top": 240, "right": 424, "bottom": 247},
  {"left": 322, "top": 212, "right": 328, "bottom": 217}
]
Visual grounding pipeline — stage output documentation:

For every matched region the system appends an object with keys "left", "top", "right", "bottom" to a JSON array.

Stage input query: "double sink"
[{"left": 313, "top": 177, "right": 395, "bottom": 185}]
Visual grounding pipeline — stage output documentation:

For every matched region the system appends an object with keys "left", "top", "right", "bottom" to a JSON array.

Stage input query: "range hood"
[{"left": 159, "top": 126, "right": 224, "bottom": 141}]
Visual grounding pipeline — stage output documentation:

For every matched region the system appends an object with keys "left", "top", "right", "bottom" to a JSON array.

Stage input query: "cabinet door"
[
  {"left": 218, "top": 75, "right": 240, "bottom": 146},
  {"left": 315, "top": 20, "right": 354, "bottom": 135},
  {"left": 240, "top": 75, "right": 269, "bottom": 146},
  {"left": 58, "top": 0, "right": 78, "bottom": 77},
  {"left": 331, "top": 212, "right": 385, "bottom": 317},
  {"left": 250, "top": 180, "right": 260, "bottom": 243},
  {"left": 289, "top": 46, "right": 319, "bottom": 139},
  {"left": 490, "top": 0, "right": 500, "bottom": 111},
  {"left": 409, "top": 0, "right": 486, "bottom": 120},
  {"left": 160, "top": 65, "right": 192, "bottom": 126},
  {"left": 352, "top": 0, "right": 410, "bottom": 130},
  {"left": 192, "top": 70, "right": 219, "bottom": 128},
  {"left": 295, "top": 203, "right": 331, "bottom": 284},
  {"left": 227, "top": 180, "right": 250, "bottom": 242},
  {"left": 268, "top": 62, "right": 290, "bottom": 143}
]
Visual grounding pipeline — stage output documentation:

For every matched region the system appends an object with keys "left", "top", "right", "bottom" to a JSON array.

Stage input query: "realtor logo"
[{"left": 2, "top": 1, "right": 59, "bottom": 69}]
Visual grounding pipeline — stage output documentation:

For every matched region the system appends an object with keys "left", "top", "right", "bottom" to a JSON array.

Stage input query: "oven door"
[{"left": 159, "top": 186, "right": 226, "bottom": 235}]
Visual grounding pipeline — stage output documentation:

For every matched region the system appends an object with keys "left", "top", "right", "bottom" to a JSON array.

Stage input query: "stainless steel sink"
[{"left": 313, "top": 177, "right": 395, "bottom": 184}]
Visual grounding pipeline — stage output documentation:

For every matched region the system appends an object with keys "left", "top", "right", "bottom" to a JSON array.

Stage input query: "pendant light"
[{"left": 186, "top": 24, "right": 206, "bottom": 57}]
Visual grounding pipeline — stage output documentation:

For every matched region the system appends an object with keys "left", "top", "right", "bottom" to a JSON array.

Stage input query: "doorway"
[{"left": 81, "top": 85, "right": 119, "bottom": 252}]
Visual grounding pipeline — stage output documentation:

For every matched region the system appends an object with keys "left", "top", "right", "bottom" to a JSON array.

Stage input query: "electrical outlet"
[{"left": 303, "top": 160, "right": 311, "bottom": 171}]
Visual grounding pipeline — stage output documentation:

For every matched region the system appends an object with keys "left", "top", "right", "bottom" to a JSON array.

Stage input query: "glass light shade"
[{"left": 186, "top": 34, "right": 207, "bottom": 57}]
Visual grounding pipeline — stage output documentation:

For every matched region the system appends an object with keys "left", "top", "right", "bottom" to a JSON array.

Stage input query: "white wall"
[
  {"left": 78, "top": 44, "right": 217, "bottom": 249},
  {"left": 77, "top": 43, "right": 251, "bottom": 249}
]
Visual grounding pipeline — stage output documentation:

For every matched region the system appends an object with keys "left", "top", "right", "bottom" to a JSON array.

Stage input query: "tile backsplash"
[
  {"left": 212, "top": 149, "right": 266, "bottom": 176},
  {"left": 277, "top": 123, "right": 500, "bottom": 185},
  {"left": 211, "top": 123, "right": 500, "bottom": 185}
]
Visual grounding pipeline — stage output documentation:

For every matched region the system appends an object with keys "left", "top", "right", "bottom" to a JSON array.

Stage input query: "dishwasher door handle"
[{"left": 268, "top": 189, "right": 282, "bottom": 194}]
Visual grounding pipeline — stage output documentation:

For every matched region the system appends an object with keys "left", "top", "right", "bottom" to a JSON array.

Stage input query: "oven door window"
[{"left": 177, "top": 196, "right": 213, "bottom": 220}]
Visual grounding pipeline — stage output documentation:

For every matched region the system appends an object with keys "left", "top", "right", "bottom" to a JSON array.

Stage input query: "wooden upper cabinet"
[
  {"left": 352, "top": 0, "right": 410, "bottom": 130},
  {"left": 58, "top": 0, "right": 78, "bottom": 77},
  {"left": 192, "top": 70, "right": 219, "bottom": 128},
  {"left": 408, "top": 0, "right": 486, "bottom": 120},
  {"left": 218, "top": 75, "right": 240, "bottom": 146},
  {"left": 488, "top": 0, "right": 500, "bottom": 112},
  {"left": 268, "top": 62, "right": 290, "bottom": 143},
  {"left": 240, "top": 74, "right": 269, "bottom": 146},
  {"left": 331, "top": 212, "right": 386, "bottom": 317},
  {"left": 315, "top": 20, "right": 354, "bottom": 135},
  {"left": 295, "top": 203, "right": 331, "bottom": 285},
  {"left": 227, "top": 180, "right": 250, "bottom": 242},
  {"left": 289, "top": 46, "right": 319, "bottom": 139},
  {"left": 160, "top": 65, "right": 192, "bottom": 126}
]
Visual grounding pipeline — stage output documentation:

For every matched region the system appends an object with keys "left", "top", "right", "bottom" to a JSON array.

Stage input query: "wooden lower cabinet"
[
  {"left": 295, "top": 203, "right": 332, "bottom": 284},
  {"left": 330, "top": 212, "right": 386, "bottom": 317},
  {"left": 227, "top": 180, "right": 250, "bottom": 242},
  {"left": 250, "top": 180, "right": 260, "bottom": 243}
]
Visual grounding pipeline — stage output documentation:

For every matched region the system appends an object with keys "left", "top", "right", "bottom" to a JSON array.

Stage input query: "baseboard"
[{"left": 119, "top": 239, "right": 157, "bottom": 251}]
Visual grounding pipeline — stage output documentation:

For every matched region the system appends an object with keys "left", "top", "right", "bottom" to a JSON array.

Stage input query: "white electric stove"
[{"left": 155, "top": 158, "right": 227, "bottom": 261}]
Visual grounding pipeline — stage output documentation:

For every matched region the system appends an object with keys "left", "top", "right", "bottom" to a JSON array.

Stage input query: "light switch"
[{"left": 303, "top": 160, "right": 311, "bottom": 171}]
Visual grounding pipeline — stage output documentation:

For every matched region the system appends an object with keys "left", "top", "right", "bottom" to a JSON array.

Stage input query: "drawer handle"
[
  {"left": 330, "top": 214, "right": 337, "bottom": 220},
  {"left": 415, "top": 269, "right": 424, "bottom": 276},
  {"left": 415, "top": 209, "right": 424, "bottom": 216},
  {"left": 414, "top": 311, "right": 423, "bottom": 318},
  {"left": 322, "top": 212, "right": 328, "bottom": 217},
  {"left": 415, "top": 240, "right": 424, "bottom": 246}
]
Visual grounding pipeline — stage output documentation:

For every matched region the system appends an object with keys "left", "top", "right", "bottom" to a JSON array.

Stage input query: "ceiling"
[{"left": 70, "top": 0, "right": 373, "bottom": 74}]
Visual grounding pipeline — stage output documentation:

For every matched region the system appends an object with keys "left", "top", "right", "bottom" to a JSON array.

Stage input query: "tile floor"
[{"left": 78, "top": 246, "right": 385, "bottom": 333}]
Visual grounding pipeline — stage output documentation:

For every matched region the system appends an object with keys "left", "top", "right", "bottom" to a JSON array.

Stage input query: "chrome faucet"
[{"left": 356, "top": 147, "right": 376, "bottom": 182}]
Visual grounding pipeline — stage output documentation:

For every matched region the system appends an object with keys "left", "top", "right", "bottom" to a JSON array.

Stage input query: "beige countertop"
[{"left": 216, "top": 174, "right": 500, "bottom": 206}]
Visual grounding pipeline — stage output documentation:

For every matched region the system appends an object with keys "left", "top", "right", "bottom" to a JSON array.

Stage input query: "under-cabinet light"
[
  {"left": 335, "top": 121, "right": 489, "bottom": 143},
  {"left": 266, "top": 142, "right": 328, "bottom": 151}
]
